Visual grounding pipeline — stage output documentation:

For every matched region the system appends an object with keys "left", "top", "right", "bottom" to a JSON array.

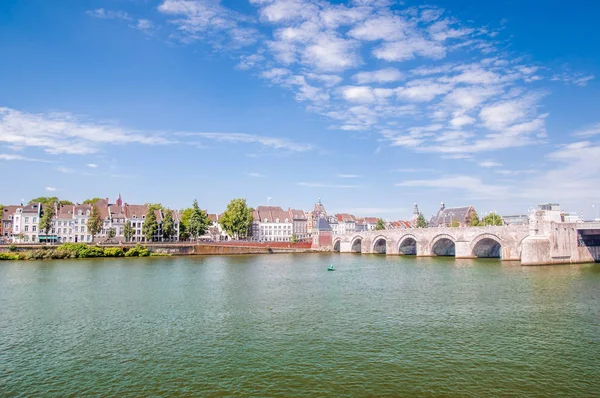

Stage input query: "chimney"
[{"left": 441, "top": 201, "right": 445, "bottom": 211}]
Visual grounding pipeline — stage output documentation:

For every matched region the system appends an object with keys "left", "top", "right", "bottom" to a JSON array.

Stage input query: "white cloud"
[
  {"left": 348, "top": 15, "right": 409, "bottom": 41},
  {"left": 337, "top": 174, "right": 360, "bottom": 178},
  {"left": 136, "top": 19, "right": 154, "bottom": 31},
  {"left": 0, "top": 107, "right": 171, "bottom": 154},
  {"left": 247, "top": 172, "right": 265, "bottom": 177},
  {"left": 477, "top": 161, "right": 502, "bottom": 168},
  {"left": 353, "top": 68, "right": 404, "bottom": 84},
  {"left": 397, "top": 79, "right": 453, "bottom": 102},
  {"left": 176, "top": 132, "right": 312, "bottom": 151},
  {"left": 86, "top": 163, "right": 98, "bottom": 168},
  {"left": 158, "top": 0, "right": 258, "bottom": 47},
  {"left": 373, "top": 37, "right": 446, "bottom": 62},
  {"left": 57, "top": 166, "right": 75, "bottom": 174},
  {"left": 301, "top": 33, "right": 360, "bottom": 71},
  {"left": 45, "top": 186, "right": 57, "bottom": 192},
  {"left": 0, "top": 153, "right": 51, "bottom": 162},
  {"left": 551, "top": 73, "right": 595, "bottom": 87},
  {"left": 573, "top": 122, "right": 600, "bottom": 137},
  {"left": 339, "top": 86, "right": 394, "bottom": 103},
  {"left": 86, "top": 8, "right": 131, "bottom": 21}
]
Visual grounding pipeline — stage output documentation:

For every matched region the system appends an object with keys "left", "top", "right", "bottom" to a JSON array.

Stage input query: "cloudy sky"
[{"left": 1, "top": 0, "right": 599, "bottom": 219}]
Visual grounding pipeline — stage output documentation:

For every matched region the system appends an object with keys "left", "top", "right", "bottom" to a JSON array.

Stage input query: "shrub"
[
  {"left": 0, "top": 253, "right": 19, "bottom": 260},
  {"left": 25, "top": 249, "right": 47, "bottom": 260},
  {"left": 103, "top": 247, "right": 125, "bottom": 257},
  {"left": 56, "top": 243, "right": 104, "bottom": 258},
  {"left": 125, "top": 244, "right": 150, "bottom": 257},
  {"left": 8, "top": 244, "right": 17, "bottom": 252},
  {"left": 150, "top": 252, "right": 170, "bottom": 257}
]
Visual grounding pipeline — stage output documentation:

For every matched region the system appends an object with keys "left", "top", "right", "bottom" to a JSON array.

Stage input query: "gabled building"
[
  {"left": 429, "top": 202, "right": 477, "bottom": 227},
  {"left": 289, "top": 208, "right": 308, "bottom": 241},
  {"left": 12, "top": 203, "right": 41, "bottom": 243},
  {"left": 252, "top": 206, "right": 294, "bottom": 242},
  {"left": 335, "top": 213, "right": 356, "bottom": 235},
  {"left": 1, "top": 205, "right": 20, "bottom": 242}
]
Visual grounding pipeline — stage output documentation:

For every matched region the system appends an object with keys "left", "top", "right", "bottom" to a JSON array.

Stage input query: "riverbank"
[{"left": 0, "top": 242, "right": 319, "bottom": 261}]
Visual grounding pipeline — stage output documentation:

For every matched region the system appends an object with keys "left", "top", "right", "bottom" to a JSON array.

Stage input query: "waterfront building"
[
  {"left": 429, "top": 202, "right": 477, "bottom": 227},
  {"left": 327, "top": 215, "right": 339, "bottom": 235},
  {"left": 252, "top": 206, "right": 294, "bottom": 242},
  {"left": 307, "top": 199, "right": 327, "bottom": 233},
  {"left": 335, "top": 213, "right": 357, "bottom": 235},
  {"left": 311, "top": 214, "right": 332, "bottom": 248},
  {"left": 12, "top": 203, "right": 41, "bottom": 243},
  {"left": 1, "top": 205, "right": 20, "bottom": 242},
  {"left": 289, "top": 208, "right": 308, "bottom": 241}
]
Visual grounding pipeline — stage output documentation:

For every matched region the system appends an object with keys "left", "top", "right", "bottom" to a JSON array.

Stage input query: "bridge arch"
[
  {"left": 470, "top": 233, "right": 502, "bottom": 258},
  {"left": 333, "top": 239, "right": 341, "bottom": 252},
  {"left": 372, "top": 235, "right": 387, "bottom": 254},
  {"left": 350, "top": 236, "right": 363, "bottom": 253},
  {"left": 398, "top": 234, "right": 418, "bottom": 255},
  {"left": 431, "top": 234, "right": 456, "bottom": 257}
]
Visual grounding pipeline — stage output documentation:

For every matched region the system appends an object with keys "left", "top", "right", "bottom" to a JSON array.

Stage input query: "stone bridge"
[{"left": 332, "top": 225, "right": 530, "bottom": 260}]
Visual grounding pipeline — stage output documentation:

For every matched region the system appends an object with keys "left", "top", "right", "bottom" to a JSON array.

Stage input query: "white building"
[
  {"left": 252, "top": 206, "right": 294, "bottom": 242},
  {"left": 12, "top": 203, "right": 41, "bottom": 243}
]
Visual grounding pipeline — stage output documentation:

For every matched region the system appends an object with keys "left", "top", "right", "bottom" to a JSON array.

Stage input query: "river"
[{"left": 1, "top": 254, "right": 599, "bottom": 396}]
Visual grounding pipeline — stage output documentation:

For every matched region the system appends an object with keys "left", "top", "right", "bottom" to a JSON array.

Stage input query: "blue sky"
[{"left": 1, "top": 0, "right": 599, "bottom": 220}]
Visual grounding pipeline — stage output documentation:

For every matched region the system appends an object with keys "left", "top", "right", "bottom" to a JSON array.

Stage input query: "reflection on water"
[{"left": 1, "top": 254, "right": 599, "bottom": 396}]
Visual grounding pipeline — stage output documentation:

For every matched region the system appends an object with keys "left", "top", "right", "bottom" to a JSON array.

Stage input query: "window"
[
  {"left": 32, "top": 226, "right": 37, "bottom": 232},
  {"left": 25, "top": 226, "right": 29, "bottom": 232},
  {"left": 25, "top": 217, "right": 29, "bottom": 223},
  {"left": 51, "top": 228, "right": 55, "bottom": 233},
  {"left": 75, "top": 219, "right": 79, "bottom": 224},
  {"left": 78, "top": 210, "right": 83, "bottom": 216},
  {"left": 81, "top": 235, "right": 84, "bottom": 241},
  {"left": 58, "top": 228, "right": 61, "bottom": 234},
  {"left": 75, "top": 227, "right": 79, "bottom": 233},
  {"left": 33, "top": 217, "right": 37, "bottom": 223}
]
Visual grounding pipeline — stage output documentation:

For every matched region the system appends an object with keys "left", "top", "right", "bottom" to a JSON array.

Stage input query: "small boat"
[{"left": 327, "top": 264, "right": 335, "bottom": 271}]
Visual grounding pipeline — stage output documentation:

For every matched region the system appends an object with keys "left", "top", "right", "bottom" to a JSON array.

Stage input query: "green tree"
[
  {"left": 178, "top": 207, "right": 194, "bottom": 241},
  {"left": 39, "top": 204, "right": 55, "bottom": 241},
  {"left": 291, "top": 234, "right": 297, "bottom": 244},
  {"left": 162, "top": 210, "right": 175, "bottom": 241},
  {"left": 451, "top": 219, "right": 461, "bottom": 227},
  {"left": 142, "top": 208, "right": 158, "bottom": 242},
  {"left": 107, "top": 228, "right": 116, "bottom": 239},
  {"left": 483, "top": 212, "right": 503, "bottom": 226},
  {"left": 123, "top": 221, "right": 134, "bottom": 242},
  {"left": 219, "top": 198, "right": 253, "bottom": 240},
  {"left": 28, "top": 197, "right": 72, "bottom": 206},
  {"left": 375, "top": 218, "right": 386, "bottom": 230},
  {"left": 82, "top": 197, "right": 102, "bottom": 205},
  {"left": 188, "top": 200, "right": 210, "bottom": 240},
  {"left": 87, "top": 205, "right": 102, "bottom": 242},
  {"left": 416, "top": 214, "right": 428, "bottom": 228},
  {"left": 146, "top": 203, "right": 163, "bottom": 211},
  {"left": 468, "top": 210, "right": 480, "bottom": 226}
]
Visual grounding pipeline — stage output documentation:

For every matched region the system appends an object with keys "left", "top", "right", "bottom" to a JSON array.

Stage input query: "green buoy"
[{"left": 327, "top": 264, "right": 335, "bottom": 271}]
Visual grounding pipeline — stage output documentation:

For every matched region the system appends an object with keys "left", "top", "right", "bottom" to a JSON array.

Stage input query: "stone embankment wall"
[{"left": 0, "top": 243, "right": 315, "bottom": 256}]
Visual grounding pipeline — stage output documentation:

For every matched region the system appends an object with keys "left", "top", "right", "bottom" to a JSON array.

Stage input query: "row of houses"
[
  {"left": 1, "top": 196, "right": 182, "bottom": 244},
  {"left": 1, "top": 194, "right": 501, "bottom": 244}
]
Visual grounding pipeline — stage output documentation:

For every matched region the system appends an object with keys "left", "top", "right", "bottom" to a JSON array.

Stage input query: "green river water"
[{"left": 1, "top": 254, "right": 599, "bottom": 397}]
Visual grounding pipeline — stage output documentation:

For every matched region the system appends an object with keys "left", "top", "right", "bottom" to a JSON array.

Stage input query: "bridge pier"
[{"left": 455, "top": 241, "right": 474, "bottom": 259}]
